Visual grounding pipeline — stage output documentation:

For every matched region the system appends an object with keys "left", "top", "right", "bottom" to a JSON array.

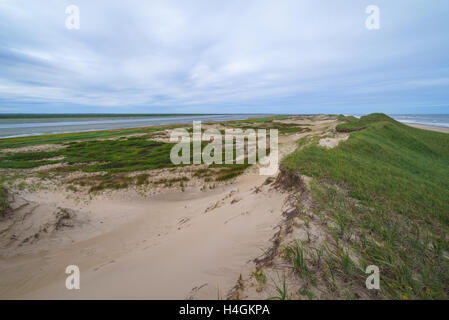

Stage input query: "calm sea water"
[
  {"left": 389, "top": 114, "right": 449, "bottom": 128},
  {"left": 0, "top": 114, "right": 270, "bottom": 139}
]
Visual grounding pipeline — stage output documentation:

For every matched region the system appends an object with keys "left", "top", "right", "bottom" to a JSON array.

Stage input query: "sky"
[{"left": 0, "top": 0, "right": 448, "bottom": 114}]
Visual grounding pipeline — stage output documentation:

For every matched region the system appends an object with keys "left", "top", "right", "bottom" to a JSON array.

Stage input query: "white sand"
[{"left": 0, "top": 174, "right": 287, "bottom": 299}]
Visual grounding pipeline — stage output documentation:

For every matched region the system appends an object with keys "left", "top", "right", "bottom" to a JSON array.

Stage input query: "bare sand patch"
[
  {"left": 318, "top": 134, "right": 349, "bottom": 149},
  {"left": 1, "top": 144, "right": 66, "bottom": 153}
]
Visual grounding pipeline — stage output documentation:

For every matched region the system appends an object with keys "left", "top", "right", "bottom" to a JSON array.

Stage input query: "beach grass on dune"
[
  {"left": 283, "top": 113, "right": 449, "bottom": 299},
  {"left": 0, "top": 183, "right": 8, "bottom": 215}
]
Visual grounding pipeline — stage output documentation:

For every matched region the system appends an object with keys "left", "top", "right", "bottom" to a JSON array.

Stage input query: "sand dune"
[{"left": 0, "top": 117, "right": 336, "bottom": 299}]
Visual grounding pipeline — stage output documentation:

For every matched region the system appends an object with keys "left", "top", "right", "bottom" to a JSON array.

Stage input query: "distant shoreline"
[
  {"left": 405, "top": 123, "right": 449, "bottom": 133},
  {"left": 1, "top": 113, "right": 448, "bottom": 139}
]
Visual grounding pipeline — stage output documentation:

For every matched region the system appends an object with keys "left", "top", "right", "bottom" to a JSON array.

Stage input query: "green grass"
[
  {"left": 0, "top": 183, "right": 8, "bottom": 215},
  {"left": 0, "top": 132, "right": 183, "bottom": 191},
  {"left": 336, "top": 113, "right": 396, "bottom": 132},
  {"left": 254, "top": 268, "right": 267, "bottom": 284},
  {"left": 0, "top": 137, "right": 177, "bottom": 172},
  {"left": 268, "top": 275, "right": 288, "bottom": 300},
  {"left": 87, "top": 174, "right": 134, "bottom": 192},
  {"left": 286, "top": 114, "right": 449, "bottom": 222},
  {"left": 0, "top": 115, "right": 307, "bottom": 191},
  {"left": 136, "top": 173, "right": 150, "bottom": 185},
  {"left": 283, "top": 242, "right": 311, "bottom": 280},
  {"left": 65, "top": 139, "right": 177, "bottom": 173},
  {"left": 0, "top": 136, "right": 252, "bottom": 189},
  {"left": 283, "top": 113, "right": 449, "bottom": 299}
]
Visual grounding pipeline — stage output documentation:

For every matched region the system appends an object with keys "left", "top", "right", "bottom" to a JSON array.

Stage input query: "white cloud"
[{"left": 0, "top": 0, "right": 448, "bottom": 113}]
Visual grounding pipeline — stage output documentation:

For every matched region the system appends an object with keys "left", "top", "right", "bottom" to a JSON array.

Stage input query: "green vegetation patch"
[
  {"left": 64, "top": 138, "right": 177, "bottom": 173},
  {"left": 336, "top": 113, "right": 396, "bottom": 132},
  {"left": 226, "top": 116, "right": 311, "bottom": 135},
  {"left": 0, "top": 116, "right": 305, "bottom": 190},
  {"left": 0, "top": 183, "right": 9, "bottom": 215},
  {"left": 0, "top": 137, "right": 177, "bottom": 172},
  {"left": 283, "top": 113, "right": 449, "bottom": 299}
]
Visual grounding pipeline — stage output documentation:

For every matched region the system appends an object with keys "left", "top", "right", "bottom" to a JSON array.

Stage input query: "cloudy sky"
[{"left": 0, "top": 0, "right": 448, "bottom": 114}]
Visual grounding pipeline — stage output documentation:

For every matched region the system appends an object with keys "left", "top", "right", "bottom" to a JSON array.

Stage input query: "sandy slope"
[
  {"left": 0, "top": 172, "right": 289, "bottom": 299},
  {"left": 0, "top": 117, "right": 336, "bottom": 299}
]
